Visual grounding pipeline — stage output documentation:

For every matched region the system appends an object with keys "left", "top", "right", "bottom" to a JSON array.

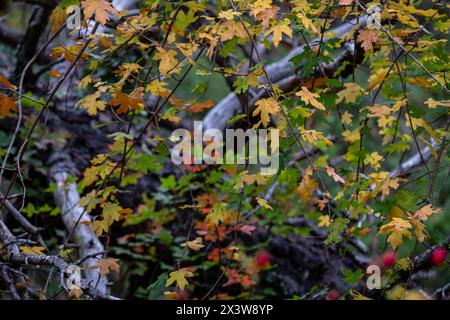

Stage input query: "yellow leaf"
[
  {"left": 181, "top": 237, "right": 205, "bottom": 251},
  {"left": 318, "top": 215, "right": 331, "bottom": 227},
  {"left": 256, "top": 197, "right": 273, "bottom": 210},
  {"left": 81, "top": 0, "right": 118, "bottom": 25},
  {"left": 367, "top": 68, "right": 389, "bottom": 91},
  {"left": 326, "top": 166, "right": 345, "bottom": 184},
  {"left": 425, "top": 98, "right": 450, "bottom": 109},
  {"left": 49, "top": 6, "right": 67, "bottom": 33},
  {"left": 218, "top": 9, "right": 241, "bottom": 20},
  {"left": 296, "top": 86, "right": 325, "bottom": 110},
  {"left": 414, "top": 204, "right": 442, "bottom": 221},
  {"left": 20, "top": 246, "right": 46, "bottom": 256},
  {"left": 341, "top": 111, "right": 353, "bottom": 125},
  {"left": 335, "top": 83, "right": 363, "bottom": 104},
  {"left": 379, "top": 218, "right": 412, "bottom": 249},
  {"left": 365, "top": 152, "right": 383, "bottom": 170},
  {"left": 299, "top": 126, "right": 332, "bottom": 146},
  {"left": 342, "top": 128, "right": 360, "bottom": 143},
  {"left": 154, "top": 47, "right": 181, "bottom": 77},
  {"left": 252, "top": 97, "right": 280, "bottom": 127},
  {"left": 77, "top": 92, "right": 106, "bottom": 116},
  {"left": 166, "top": 269, "right": 194, "bottom": 290},
  {"left": 265, "top": 18, "right": 292, "bottom": 47}
]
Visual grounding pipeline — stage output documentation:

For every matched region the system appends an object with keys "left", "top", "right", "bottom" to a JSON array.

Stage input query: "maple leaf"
[
  {"left": 335, "top": 83, "right": 363, "bottom": 104},
  {"left": 240, "top": 225, "right": 256, "bottom": 235},
  {"left": 299, "top": 126, "right": 332, "bottom": 146},
  {"left": 409, "top": 216, "right": 427, "bottom": 243},
  {"left": 181, "top": 237, "right": 205, "bottom": 251},
  {"left": 20, "top": 246, "right": 46, "bottom": 256},
  {"left": 414, "top": 204, "right": 442, "bottom": 221},
  {"left": 110, "top": 90, "right": 143, "bottom": 114},
  {"left": 113, "top": 63, "right": 142, "bottom": 88},
  {"left": 102, "top": 202, "right": 126, "bottom": 227},
  {"left": 367, "top": 68, "right": 389, "bottom": 91},
  {"left": 425, "top": 98, "right": 450, "bottom": 109},
  {"left": 297, "top": 12, "right": 318, "bottom": 33},
  {"left": 206, "top": 202, "right": 232, "bottom": 227},
  {"left": 90, "top": 258, "right": 120, "bottom": 277},
  {"left": 0, "top": 75, "right": 15, "bottom": 89},
  {"left": 81, "top": 0, "right": 118, "bottom": 25},
  {"left": 341, "top": 111, "right": 353, "bottom": 125},
  {"left": 0, "top": 93, "right": 18, "bottom": 117},
  {"left": 146, "top": 80, "right": 170, "bottom": 97},
  {"left": 254, "top": 5, "right": 279, "bottom": 29},
  {"left": 379, "top": 218, "right": 412, "bottom": 250},
  {"left": 250, "top": 0, "right": 273, "bottom": 17},
  {"left": 256, "top": 197, "right": 273, "bottom": 210},
  {"left": 265, "top": 18, "right": 292, "bottom": 47},
  {"left": 380, "top": 178, "right": 400, "bottom": 200},
  {"left": 252, "top": 97, "right": 280, "bottom": 127},
  {"left": 296, "top": 86, "right": 325, "bottom": 110},
  {"left": 77, "top": 92, "right": 106, "bottom": 115},
  {"left": 218, "top": 9, "right": 241, "bottom": 20},
  {"left": 153, "top": 47, "right": 181, "bottom": 77},
  {"left": 49, "top": 6, "right": 67, "bottom": 33},
  {"left": 365, "top": 152, "right": 383, "bottom": 169},
  {"left": 326, "top": 166, "right": 345, "bottom": 184},
  {"left": 318, "top": 215, "right": 331, "bottom": 227},
  {"left": 295, "top": 167, "right": 318, "bottom": 201},
  {"left": 68, "top": 287, "right": 83, "bottom": 299},
  {"left": 358, "top": 29, "right": 379, "bottom": 52},
  {"left": 166, "top": 269, "right": 194, "bottom": 290}
]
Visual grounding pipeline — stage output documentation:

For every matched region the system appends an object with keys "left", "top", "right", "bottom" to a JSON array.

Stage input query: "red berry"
[
  {"left": 431, "top": 247, "right": 446, "bottom": 266},
  {"left": 381, "top": 251, "right": 396, "bottom": 268},
  {"left": 256, "top": 251, "right": 271, "bottom": 267},
  {"left": 325, "top": 289, "right": 340, "bottom": 300}
]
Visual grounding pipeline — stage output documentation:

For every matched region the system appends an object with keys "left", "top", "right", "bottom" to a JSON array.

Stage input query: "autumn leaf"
[
  {"left": 110, "top": 90, "right": 143, "bottom": 114},
  {"left": 0, "top": 75, "right": 15, "bottom": 89},
  {"left": 318, "top": 215, "right": 331, "bottom": 227},
  {"left": 240, "top": 225, "right": 256, "bottom": 235},
  {"left": 341, "top": 111, "right": 353, "bottom": 125},
  {"left": 256, "top": 197, "right": 273, "bottom": 210},
  {"left": 379, "top": 218, "right": 412, "bottom": 249},
  {"left": 367, "top": 68, "right": 389, "bottom": 91},
  {"left": 77, "top": 92, "right": 107, "bottom": 115},
  {"left": 425, "top": 98, "right": 450, "bottom": 109},
  {"left": 252, "top": 97, "right": 279, "bottom": 127},
  {"left": 295, "top": 86, "right": 325, "bottom": 110},
  {"left": 48, "top": 70, "right": 61, "bottom": 78},
  {"left": 90, "top": 258, "right": 120, "bottom": 277},
  {"left": 153, "top": 47, "right": 181, "bottom": 77},
  {"left": 166, "top": 269, "right": 194, "bottom": 290},
  {"left": 206, "top": 202, "right": 232, "bottom": 227},
  {"left": 218, "top": 9, "right": 241, "bottom": 20},
  {"left": 181, "top": 237, "right": 205, "bottom": 251},
  {"left": 81, "top": 0, "right": 118, "bottom": 25},
  {"left": 49, "top": 6, "right": 67, "bottom": 33},
  {"left": 335, "top": 83, "right": 363, "bottom": 104},
  {"left": 326, "top": 166, "right": 345, "bottom": 184},
  {"left": 299, "top": 126, "right": 332, "bottom": 146},
  {"left": 20, "top": 246, "right": 46, "bottom": 256},
  {"left": 358, "top": 29, "right": 379, "bottom": 52},
  {"left": 414, "top": 204, "right": 442, "bottom": 221},
  {"left": 0, "top": 93, "right": 18, "bottom": 117},
  {"left": 265, "top": 18, "right": 292, "bottom": 47}
]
